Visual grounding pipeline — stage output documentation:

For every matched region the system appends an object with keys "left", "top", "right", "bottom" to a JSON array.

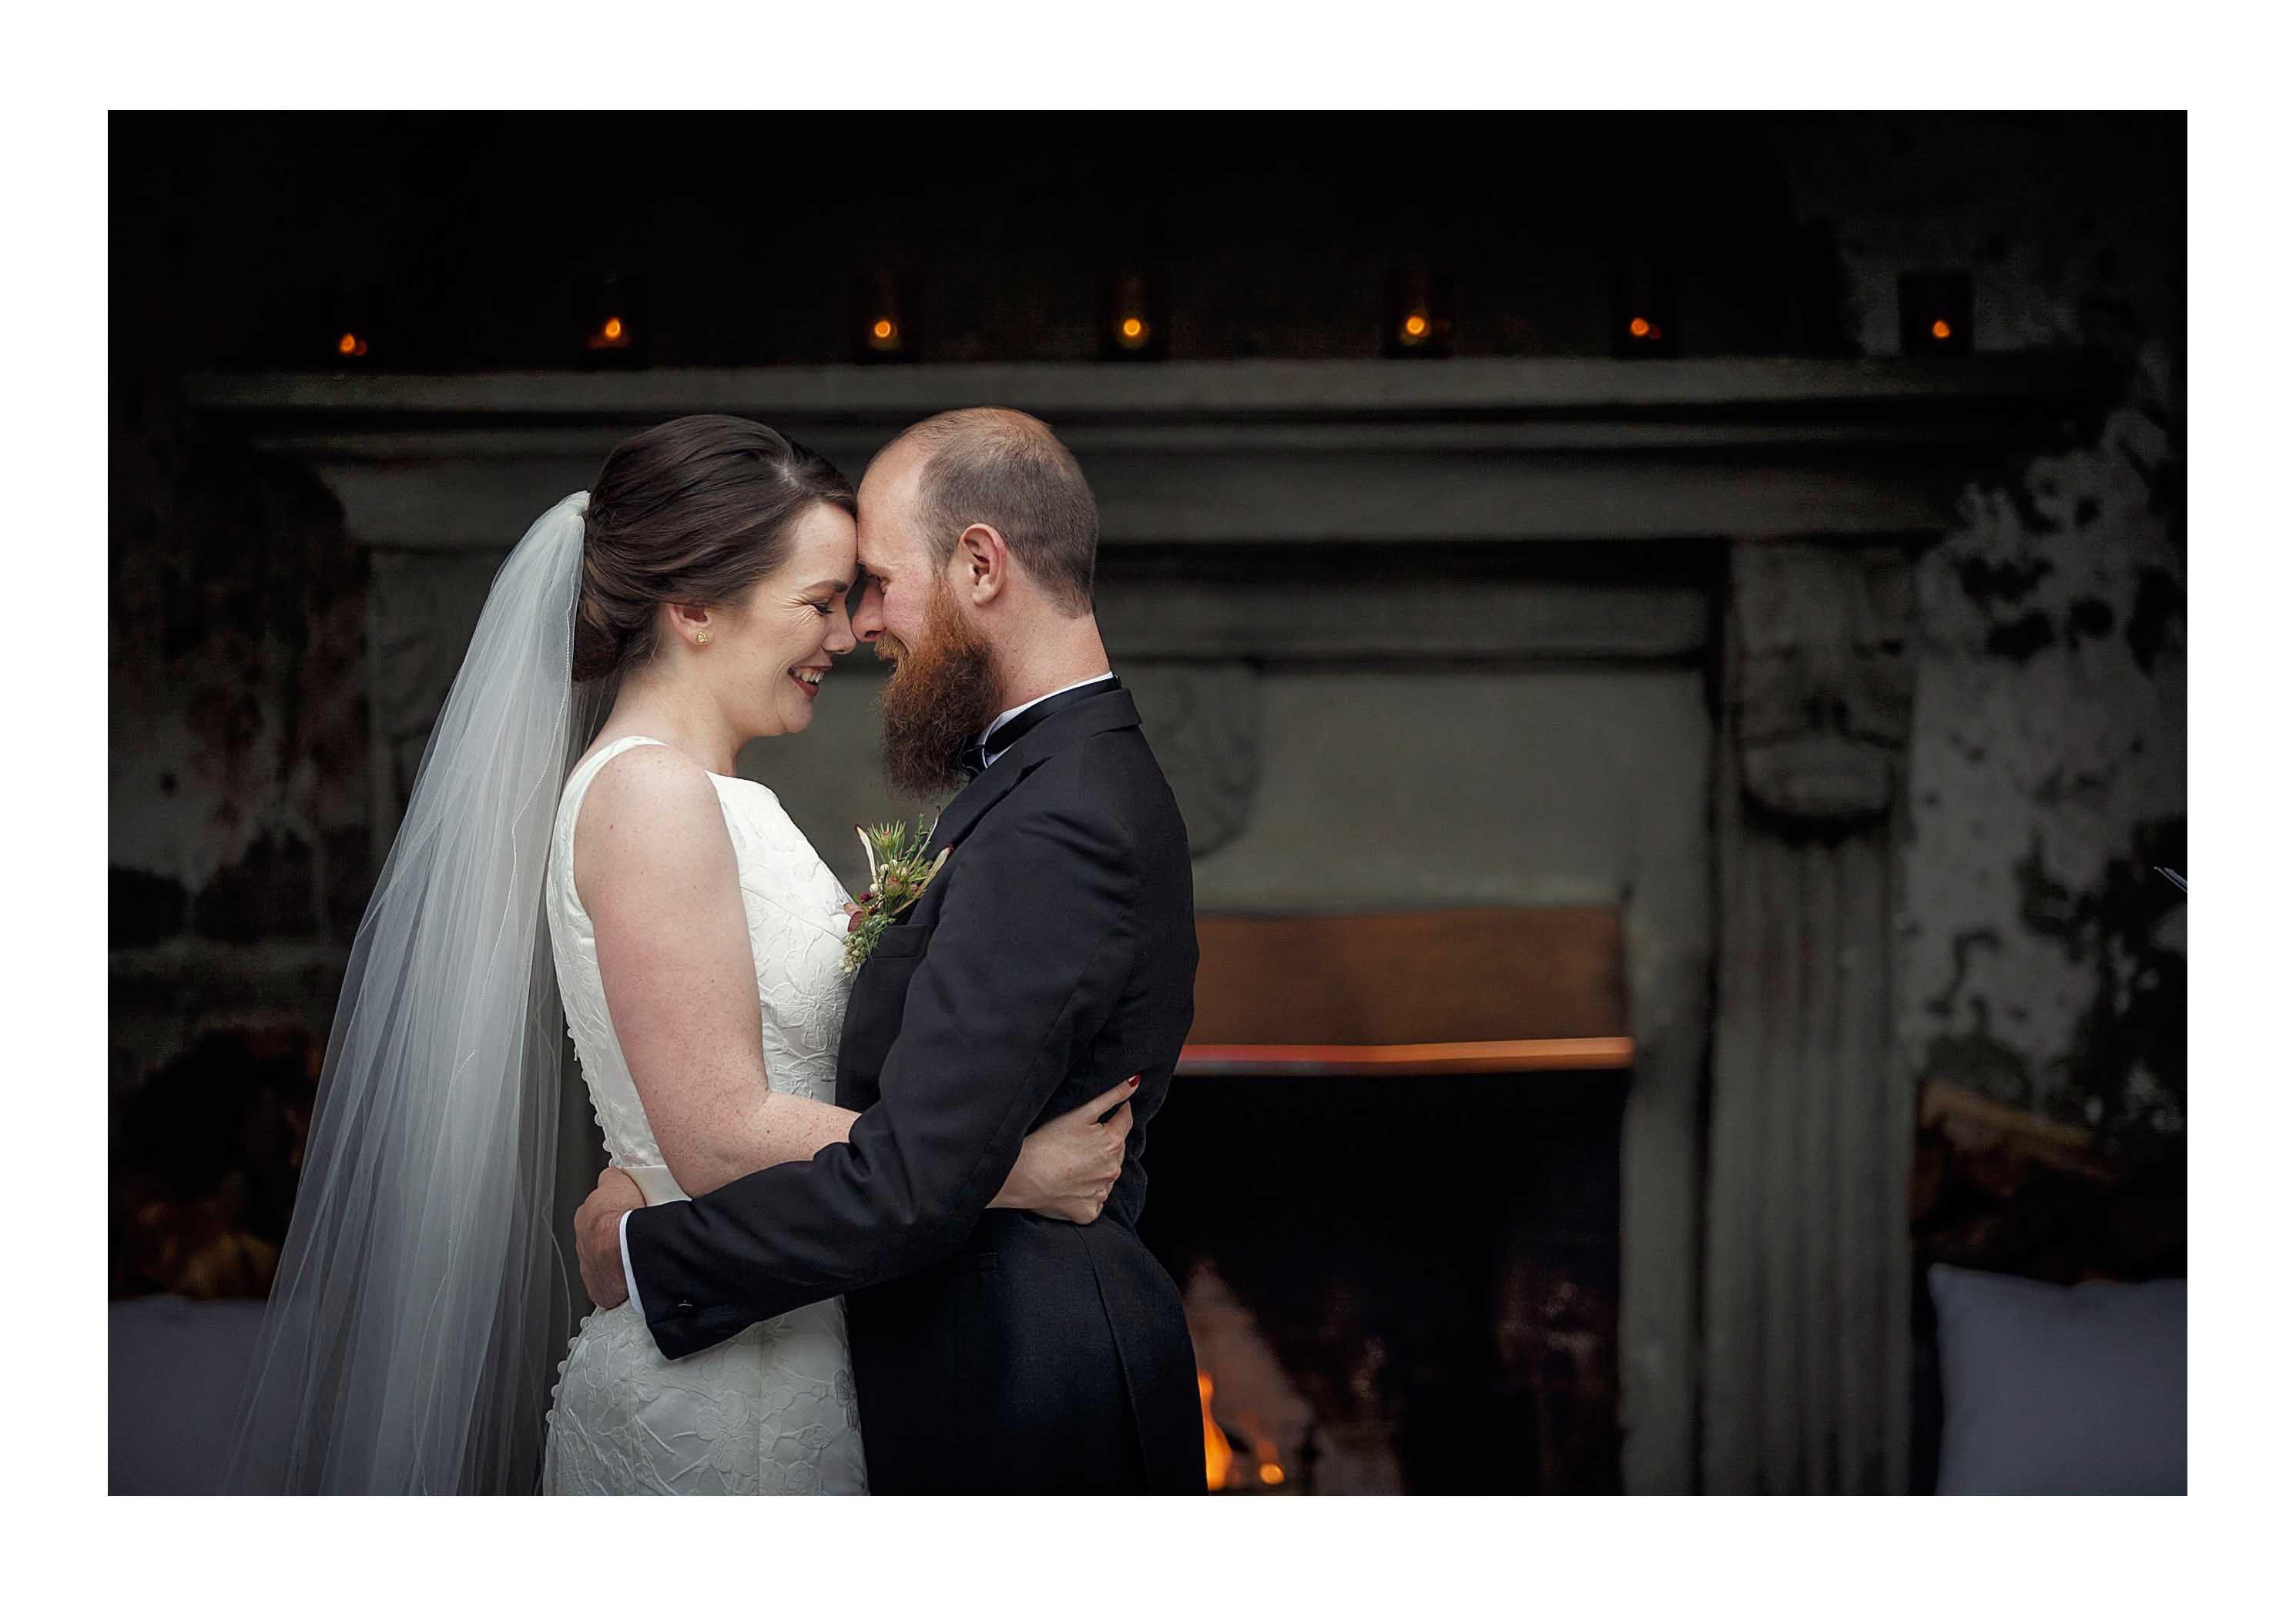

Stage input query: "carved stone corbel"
[
  {"left": 1703, "top": 542, "right": 1916, "bottom": 1494},
  {"left": 1121, "top": 661, "right": 1263, "bottom": 859},
  {"left": 1731, "top": 544, "right": 1914, "bottom": 827}
]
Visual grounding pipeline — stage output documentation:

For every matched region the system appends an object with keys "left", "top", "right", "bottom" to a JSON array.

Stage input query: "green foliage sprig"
[{"left": 841, "top": 815, "right": 948, "bottom": 974}]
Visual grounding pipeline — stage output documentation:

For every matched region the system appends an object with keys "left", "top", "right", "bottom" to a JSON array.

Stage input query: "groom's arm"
[{"left": 620, "top": 778, "right": 1135, "bottom": 1360}]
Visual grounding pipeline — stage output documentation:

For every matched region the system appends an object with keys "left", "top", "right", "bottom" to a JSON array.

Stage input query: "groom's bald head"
[{"left": 870, "top": 407, "right": 1098, "bottom": 617}]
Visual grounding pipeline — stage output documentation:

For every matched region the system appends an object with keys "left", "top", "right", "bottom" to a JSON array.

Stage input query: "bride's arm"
[
  {"left": 580, "top": 747, "right": 848, "bottom": 1196},
  {"left": 578, "top": 744, "right": 1121, "bottom": 1210}
]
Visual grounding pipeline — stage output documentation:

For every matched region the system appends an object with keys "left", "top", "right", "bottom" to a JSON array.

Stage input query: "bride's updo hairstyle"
[{"left": 573, "top": 414, "right": 856, "bottom": 684}]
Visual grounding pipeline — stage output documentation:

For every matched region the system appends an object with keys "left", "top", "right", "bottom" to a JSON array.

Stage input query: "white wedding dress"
[{"left": 539, "top": 735, "right": 870, "bottom": 1495}]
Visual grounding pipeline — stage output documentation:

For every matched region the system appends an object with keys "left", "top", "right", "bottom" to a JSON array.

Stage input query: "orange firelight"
[
  {"left": 1121, "top": 316, "right": 1145, "bottom": 340},
  {"left": 1931, "top": 318, "right": 1953, "bottom": 340},
  {"left": 1402, "top": 313, "right": 1429, "bottom": 339},
  {"left": 871, "top": 318, "right": 896, "bottom": 341},
  {"left": 337, "top": 333, "right": 358, "bottom": 356},
  {"left": 1198, "top": 1371, "right": 1232, "bottom": 1490},
  {"left": 602, "top": 317, "right": 625, "bottom": 342},
  {"left": 1629, "top": 316, "right": 1652, "bottom": 338}
]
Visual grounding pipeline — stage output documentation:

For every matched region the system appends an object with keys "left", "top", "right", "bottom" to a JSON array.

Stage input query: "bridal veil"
[{"left": 230, "top": 492, "right": 600, "bottom": 1492}]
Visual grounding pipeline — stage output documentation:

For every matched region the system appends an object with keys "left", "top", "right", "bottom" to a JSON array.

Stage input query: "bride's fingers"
[{"left": 1075, "top": 1074, "right": 1141, "bottom": 1123}]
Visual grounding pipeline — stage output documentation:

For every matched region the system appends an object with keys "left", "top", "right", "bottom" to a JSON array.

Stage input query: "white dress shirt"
[
  {"left": 977, "top": 671, "right": 1115, "bottom": 765},
  {"left": 615, "top": 671, "right": 1118, "bottom": 1323}
]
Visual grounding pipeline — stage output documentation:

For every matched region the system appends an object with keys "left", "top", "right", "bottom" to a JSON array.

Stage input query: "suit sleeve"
[{"left": 622, "top": 778, "right": 1135, "bottom": 1358}]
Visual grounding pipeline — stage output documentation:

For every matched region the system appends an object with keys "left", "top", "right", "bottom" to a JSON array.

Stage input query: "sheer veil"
[{"left": 230, "top": 491, "right": 603, "bottom": 1493}]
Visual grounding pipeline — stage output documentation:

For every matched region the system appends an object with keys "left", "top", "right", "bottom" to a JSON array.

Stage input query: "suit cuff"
[{"left": 618, "top": 1209, "right": 646, "bottom": 1326}]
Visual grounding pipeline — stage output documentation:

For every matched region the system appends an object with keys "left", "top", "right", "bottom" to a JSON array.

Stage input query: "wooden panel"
[
  {"left": 1179, "top": 1037, "right": 1633, "bottom": 1076},
  {"left": 1188, "top": 907, "right": 1628, "bottom": 1048}
]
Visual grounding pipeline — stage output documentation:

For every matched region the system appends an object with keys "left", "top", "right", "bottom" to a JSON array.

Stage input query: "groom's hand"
[{"left": 575, "top": 1167, "right": 645, "bottom": 1311}]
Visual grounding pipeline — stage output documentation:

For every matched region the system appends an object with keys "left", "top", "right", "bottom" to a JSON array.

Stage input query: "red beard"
[{"left": 877, "top": 578, "right": 1002, "bottom": 798}]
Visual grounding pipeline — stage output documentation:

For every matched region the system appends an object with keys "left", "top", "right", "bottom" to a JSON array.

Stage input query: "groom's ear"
[{"left": 953, "top": 522, "right": 1010, "bottom": 604}]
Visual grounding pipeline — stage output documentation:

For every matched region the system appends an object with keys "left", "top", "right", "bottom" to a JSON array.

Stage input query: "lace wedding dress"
[{"left": 539, "top": 735, "right": 870, "bottom": 1495}]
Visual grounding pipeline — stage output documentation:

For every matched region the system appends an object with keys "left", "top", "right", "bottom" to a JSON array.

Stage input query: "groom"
[{"left": 574, "top": 407, "right": 1204, "bottom": 1494}]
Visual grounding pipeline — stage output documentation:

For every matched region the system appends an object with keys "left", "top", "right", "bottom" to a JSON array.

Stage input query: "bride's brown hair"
[{"left": 573, "top": 415, "right": 856, "bottom": 684}]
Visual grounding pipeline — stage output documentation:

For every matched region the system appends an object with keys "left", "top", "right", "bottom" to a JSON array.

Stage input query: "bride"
[{"left": 230, "top": 415, "right": 1129, "bottom": 1495}]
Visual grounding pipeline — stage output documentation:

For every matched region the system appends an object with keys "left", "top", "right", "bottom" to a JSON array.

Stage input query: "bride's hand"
[
  {"left": 992, "top": 1076, "right": 1138, "bottom": 1224},
  {"left": 574, "top": 1167, "right": 645, "bottom": 1310}
]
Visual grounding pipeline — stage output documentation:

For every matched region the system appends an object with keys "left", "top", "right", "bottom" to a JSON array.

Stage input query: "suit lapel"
[{"left": 927, "top": 690, "right": 1142, "bottom": 858}]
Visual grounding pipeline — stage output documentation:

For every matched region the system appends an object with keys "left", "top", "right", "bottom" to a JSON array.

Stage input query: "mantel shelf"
[
  {"left": 187, "top": 353, "right": 2103, "bottom": 427},
  {"left": 186, "top": 355, "right": 2107, "bottom": 551}
]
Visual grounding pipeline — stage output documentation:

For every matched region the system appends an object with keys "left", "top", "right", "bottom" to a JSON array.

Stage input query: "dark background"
[{"left": 115, "top": 113, "right": 1892, "bottom": 373}]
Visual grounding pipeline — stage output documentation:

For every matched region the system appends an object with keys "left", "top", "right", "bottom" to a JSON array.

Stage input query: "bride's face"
[{"left": 702, "top": 501, "right": 859, "bottom": 740}]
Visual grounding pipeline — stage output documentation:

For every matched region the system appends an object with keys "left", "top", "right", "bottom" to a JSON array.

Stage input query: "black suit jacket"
[{"left": 623, "top": 689, "right": 1204, "bottom": 1493}]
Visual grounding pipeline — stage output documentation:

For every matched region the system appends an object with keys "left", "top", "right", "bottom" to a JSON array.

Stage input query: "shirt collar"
[{"left": 979, "top": 671, "right": 1116, "bottom": 758}]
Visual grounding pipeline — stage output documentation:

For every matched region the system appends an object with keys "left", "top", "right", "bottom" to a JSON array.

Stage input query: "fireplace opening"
[
  {"left": 1147, "top": 1066, "right": 1626, "bottom": 1494},
  {"left": 1143, "top": 908, "right": 1631, "bottom": 1494}
]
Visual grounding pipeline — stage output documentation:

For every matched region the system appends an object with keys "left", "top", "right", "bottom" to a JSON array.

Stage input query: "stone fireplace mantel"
[
  {"left": 187, "top": 355, "right": 2094, "bottom": 547},
  {"left": 187, "top": 354, "right": 2101, "bottom": 1495}
]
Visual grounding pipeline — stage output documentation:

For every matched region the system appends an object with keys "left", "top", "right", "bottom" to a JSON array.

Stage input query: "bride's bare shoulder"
[{"left": 572, "top": 741, "right": 732, "bottom": 896}]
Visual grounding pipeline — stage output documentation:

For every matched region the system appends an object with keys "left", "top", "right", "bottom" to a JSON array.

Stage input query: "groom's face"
[
  {"left": 852, "top": 446, "right": 937, "bottom": 660},
  {"left": 856, "top": 444, "right": 1004, "bottom": 795}
]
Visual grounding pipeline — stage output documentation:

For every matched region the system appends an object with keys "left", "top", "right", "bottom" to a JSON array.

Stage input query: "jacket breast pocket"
[{"left": 868, "top": 920, "right": 935, "bottom": 961}]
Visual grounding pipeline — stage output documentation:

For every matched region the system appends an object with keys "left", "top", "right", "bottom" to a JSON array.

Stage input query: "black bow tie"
[{"left": 956, "top": 677, "right": 1122, "bottom": 781}]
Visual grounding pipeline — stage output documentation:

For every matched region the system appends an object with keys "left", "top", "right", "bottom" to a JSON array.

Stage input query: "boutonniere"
[{"left": 840, "top": 815, "right": 949, "bottom": 974}]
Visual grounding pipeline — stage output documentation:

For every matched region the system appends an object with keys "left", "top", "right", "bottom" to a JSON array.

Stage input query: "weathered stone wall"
[
  {"left": 109, "top": 377, "right": 370, "bottom": 1100},
  {"left": 1777, "top": 114, "right": 2187, "bottom": 1151}
]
